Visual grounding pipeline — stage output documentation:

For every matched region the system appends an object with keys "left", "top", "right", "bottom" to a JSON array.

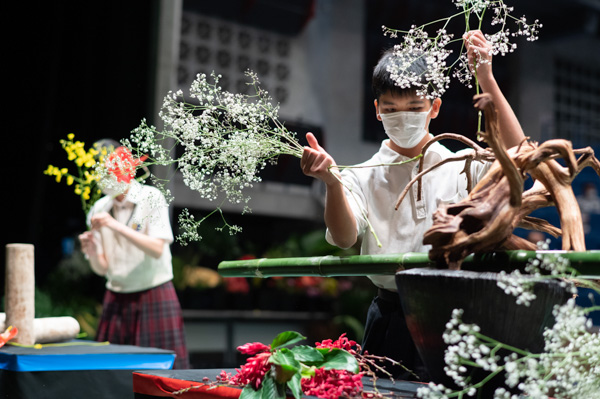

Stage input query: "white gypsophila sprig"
[
  {"left": 124, "top": 71, "right": 305, "bottom": 243},
  {"left": 93, "top": 164, "right": 130, "bottom": 195},
  {"left": 499, "top": 299, "right": 600, "bottom": 398},
  {"left": 382, "top": 0, "right": 541, "bottom": 98},
  {"left": 496, "top": 241, "right": 579, "bottom": 306},
  {"left": 497, "top": 269, "right": 537, "bottom": 306}
]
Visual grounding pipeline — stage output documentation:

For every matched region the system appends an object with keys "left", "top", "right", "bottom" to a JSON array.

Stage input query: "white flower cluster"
[
  {"left": 497, "top": 269, "right": 537, "bottom": 306},
  {"left": 497, "top": 241, "right": 578, "bottom": 306},
  {"left": 382, "top": 0, "right": 542, "bottom": 98},
  {"left": 385, "top": 29, "right": 452, "bottom": 99},
  {"left": 94, "top": 163, "right": 131, "bottom": 195},
  {"left": 504, "top": 299, "right": 600, "bottom": 398},
  {"left": 444, "top": 309, "right": 500, "bottom": 383},
  {"left": 124, "top": 71, "right": 304, "bottom": 243}
]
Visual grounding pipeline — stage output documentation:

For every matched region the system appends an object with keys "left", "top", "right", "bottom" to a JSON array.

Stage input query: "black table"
[{"left": 133, "top": 369, "right": 425, "bottom": 398}]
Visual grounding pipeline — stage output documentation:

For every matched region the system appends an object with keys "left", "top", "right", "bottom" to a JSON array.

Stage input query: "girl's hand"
[
  {"left": 90, "top": 212, "right": 118, "bottom": 230},
  {"left": 79, "top": 231, "right": 99, "bottom": 257}
]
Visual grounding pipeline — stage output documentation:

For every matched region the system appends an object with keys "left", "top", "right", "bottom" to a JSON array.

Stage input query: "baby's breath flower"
[
  {"left": 124, "top": 71, "right": 305, "bottom": 244},
  {"left": 382, "top": 0, "right": 542, "bottom": 99}
]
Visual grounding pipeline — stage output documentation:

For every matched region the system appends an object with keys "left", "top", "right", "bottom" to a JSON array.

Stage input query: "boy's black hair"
[{"left": 371, "top": 47, "right": 428, "bottom": 100}]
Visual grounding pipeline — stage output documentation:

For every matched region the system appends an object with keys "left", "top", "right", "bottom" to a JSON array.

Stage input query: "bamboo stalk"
[{"left": 218, "top": 251, "right": 600, "bottom": 278}]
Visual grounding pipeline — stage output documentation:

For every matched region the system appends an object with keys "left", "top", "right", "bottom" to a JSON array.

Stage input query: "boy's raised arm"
[
  {"left": 301, "top": 133, "right": 358, "bottom": 249},
  {"left": 464, "top": 30, "right": 526, "bottom": 149}
]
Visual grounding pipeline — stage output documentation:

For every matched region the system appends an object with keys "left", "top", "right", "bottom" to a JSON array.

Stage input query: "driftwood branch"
[
  {"left": 406, "top": 93, "right": 600, "bottom": 269},
  {"left": 395, "top": 134, "right": 494, "bottom": 209}
]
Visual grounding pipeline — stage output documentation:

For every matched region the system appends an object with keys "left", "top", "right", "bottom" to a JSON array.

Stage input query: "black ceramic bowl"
[{"left": 395, "top": 268, "right": 570, "bottom": 391}]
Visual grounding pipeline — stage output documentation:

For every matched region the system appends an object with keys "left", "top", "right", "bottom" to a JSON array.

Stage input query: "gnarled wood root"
[{"left": 397, "top": 93, "right": 600, "bottom": 269}]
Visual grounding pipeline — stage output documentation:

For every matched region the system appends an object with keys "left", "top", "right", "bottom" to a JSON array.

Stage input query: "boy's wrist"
[{"left": 476, "top": 72, "right": 495, "bottom": 89}]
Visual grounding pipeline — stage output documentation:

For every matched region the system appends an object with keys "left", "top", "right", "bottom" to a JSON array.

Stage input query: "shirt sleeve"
[
  {"left": 325, "top": 168, "right": 368, "bottom": 248},
  {"left": 137, "top": 188, "right": 175, "bottom": 244}
]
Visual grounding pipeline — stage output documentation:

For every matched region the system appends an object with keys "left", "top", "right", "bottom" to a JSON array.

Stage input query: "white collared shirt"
[
  {"left": 88, "top": 181, "right": 175, "bottom": 293},
  {"left": 326, "top": 138, "right": 491, "bottom": 290}
]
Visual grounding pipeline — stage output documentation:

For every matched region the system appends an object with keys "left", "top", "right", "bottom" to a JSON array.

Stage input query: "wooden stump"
[{"left": 4, "top": 243, "right": 35, "bottom": 345}]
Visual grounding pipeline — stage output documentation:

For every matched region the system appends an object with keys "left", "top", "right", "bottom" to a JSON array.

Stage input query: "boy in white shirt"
[{"left": 301, "top": 30, "right": 525, "bottom": 380}]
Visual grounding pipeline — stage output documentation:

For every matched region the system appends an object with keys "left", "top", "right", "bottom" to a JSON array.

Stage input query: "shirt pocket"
[{"left": 437, "top": 192, "right": 462, "bottom": 208}]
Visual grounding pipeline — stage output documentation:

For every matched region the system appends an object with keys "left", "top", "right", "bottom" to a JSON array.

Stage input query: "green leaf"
[
  {"left": 287, "top": 373, "right": 303, "bottom": 399},
  {"left": 270, "top": 348, "right": 300, "bottom": 370},
  {"left": 270, "top": 348, "right": 301, "bottom": 385},
  {"left": 317, "top": 348, "right": 360, "bottom": 373},
  {"left": 260, "top": 376, "right": 286, "bottom": 399},
  {"left": 290, "top": 345, "right": 325, "bottom": 363},
  {"left": 239, "top": 385, "right": 261, "bottom": 399},
  {"left": 271, "top": 331, "right": 306, "bottom": 349},
  {"left": 300, "top": 364, "right": 317, "bottom": 379}
]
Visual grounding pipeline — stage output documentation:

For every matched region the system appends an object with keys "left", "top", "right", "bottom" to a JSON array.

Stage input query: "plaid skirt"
[{"left": 96, "top": 281, "right": 190, "bottom": 369}]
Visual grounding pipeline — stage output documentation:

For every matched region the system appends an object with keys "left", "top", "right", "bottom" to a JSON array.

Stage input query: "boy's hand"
[
  {"left": 463, "top": 30, "right": 493, "bottom": 83},
  {"left": 301, "top": 132, "right": 341, "bottom": 186}
]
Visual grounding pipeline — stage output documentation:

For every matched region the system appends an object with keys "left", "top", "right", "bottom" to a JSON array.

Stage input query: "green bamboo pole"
[{"left": 218, "top": 250, "right": 600, "bottom": 278}]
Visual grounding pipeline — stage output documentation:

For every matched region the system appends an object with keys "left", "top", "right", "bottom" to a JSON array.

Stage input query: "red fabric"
[{"left": 132, "top": 372, "right": 242, "bottom": 398}]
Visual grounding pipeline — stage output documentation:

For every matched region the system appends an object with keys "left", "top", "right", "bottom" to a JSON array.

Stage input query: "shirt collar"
[
  {"left": 123, "top": 180, "right": 144, "bottom": 204},
  {"left": 378, "top": 135, "right": 444, "bottom": 164},
  {"left": 99, "top": 180, "right": 143, "bottom": 212}
]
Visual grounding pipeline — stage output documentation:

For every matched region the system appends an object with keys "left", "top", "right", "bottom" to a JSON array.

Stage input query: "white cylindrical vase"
[{"left": 4, "top": 243, "right": 36, "bottom": 345}]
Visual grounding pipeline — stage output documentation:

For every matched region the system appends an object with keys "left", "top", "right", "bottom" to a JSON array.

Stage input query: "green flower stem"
[
  {"left": 474, "top": 333, "right": 534, "bottom": 358},
  {"left": 386, "top": 9, "right": 471, "bottom": 35},
  {"left": 336, "top": 155, "right": 422, "bottom": 171},
  {"left": 583, "top": 305, "right": 600, "bottom": 315}
]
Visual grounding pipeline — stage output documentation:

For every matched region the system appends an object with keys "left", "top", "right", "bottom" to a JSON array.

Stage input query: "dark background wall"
[{"left": 4, "top": 1, "right": 160, "bottom": 290}]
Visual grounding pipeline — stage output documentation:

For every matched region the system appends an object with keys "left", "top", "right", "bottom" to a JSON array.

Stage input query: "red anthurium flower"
[{"left": 106, "top": 147, "right": 147, "bottom": 183}]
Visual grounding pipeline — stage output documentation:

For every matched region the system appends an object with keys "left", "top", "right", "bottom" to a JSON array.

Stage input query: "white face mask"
[{"left": 379, "top": 107, "right": 431, "bottom": 148}]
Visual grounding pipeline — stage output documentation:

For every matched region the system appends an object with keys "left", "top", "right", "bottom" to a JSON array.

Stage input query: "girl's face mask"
[{"left": 379, "top": 107, "right": 432, "bottom": 148}]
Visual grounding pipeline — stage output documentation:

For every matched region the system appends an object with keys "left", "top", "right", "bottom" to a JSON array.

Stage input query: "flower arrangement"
[
  {"left": 45, "top": 134, "right": 150, "bottom": 215},
  {"left": 122, "top": 71, "right": 305, "bottom": 243},
  {"left": 179, "top": 331, "right": 412, "bottom": 399},
  {"left": 416, "top": 244, "right": 600, "bottom": 398},
  {"left": 382, "top": 0, "right": 541, "bottom": 132},
  {"left": 382, "top": 0, "right": 542, "bottom": 100},
  {"left": 44, "top": 133, "right": 107, "bottom": 214}
]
